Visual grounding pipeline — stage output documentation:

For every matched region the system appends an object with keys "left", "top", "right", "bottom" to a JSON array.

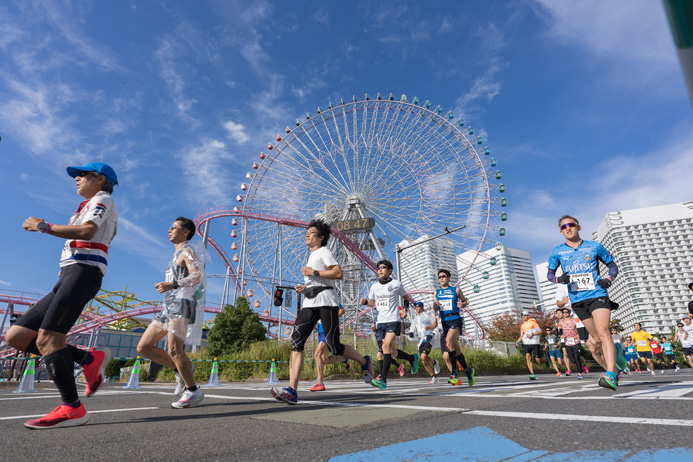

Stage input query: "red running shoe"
[
  {"left": 24, "top": 403, "right": 90, "bottom": 429},
  {"left": 310, "top": 382, "right": 326, "bottom": 392},
  {"left": 83, "top": 348, "right": 111, "bottom": 397}
]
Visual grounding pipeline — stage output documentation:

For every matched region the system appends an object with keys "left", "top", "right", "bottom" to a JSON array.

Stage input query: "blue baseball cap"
[
  {"left": 413, "top": 301, "right": 424, "bottom": 308},
  {"left": 67, "top": 162, "right": 118, "bottom": 186}
]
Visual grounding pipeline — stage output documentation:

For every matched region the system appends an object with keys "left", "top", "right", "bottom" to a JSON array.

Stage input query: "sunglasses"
[
  {"left": 377, "top": 266, "right": 389, "bottom": 270},
  {"left": 560, "top": 222, "right": 577, "bottom": 230},
  {"left": 438, "top": 275, "right": 448, "bottom": 279}
]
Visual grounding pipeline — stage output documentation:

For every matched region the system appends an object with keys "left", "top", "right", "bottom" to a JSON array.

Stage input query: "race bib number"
[
  {"left": 439, "top": 299, "right": 453, "bottom": 311},
  {"left": 566, "top": 337, "right": 576, "bottom": 346},
  {"left": 637, "top": 340, "right": 647, "bottom": 347},
  {"left": 570, "top": 273, "right": 595, "bottom": 291},
  {"left": 376, "top": 296, "right": 389, "bottom": 311}
]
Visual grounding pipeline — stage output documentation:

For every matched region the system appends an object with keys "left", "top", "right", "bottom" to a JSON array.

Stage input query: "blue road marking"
[{"left": 330, "top": 426, "right": 693, "bottom": 462}]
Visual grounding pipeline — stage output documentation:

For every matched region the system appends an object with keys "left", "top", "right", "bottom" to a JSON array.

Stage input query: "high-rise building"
[
  {"left": 398, "top": 235, "right": 458, "bottom": 308},
  {"left": 592, "top": 202, "right": 693, "bottom": 335},
  {"left": 457, "top": 245, "right": 541, "bottom": 331},
  {"left": 535, "top": 262, "right": 565, "bottom": 312}
]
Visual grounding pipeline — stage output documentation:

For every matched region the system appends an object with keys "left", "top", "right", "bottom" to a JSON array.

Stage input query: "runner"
[
  {"left": 649, "top": 337, "right": 666, "bottom": 374},
  {"left": 624, "top": 338, "right": 639, "bottom": 374},
  {"left": 408, "top": 301, "right": 441, "bottom": 384},
  {"left": 556, "top": 285, "right": 590, "bottom": 374},
  {"left": 674, "top": 319, "right": 693, "bottom": 369},
  {"left": 660, "top": 337, "right": 679, "bottom": 373},
  {"left": 311, "top": 310, "right": 350, "bottom": 392},
  {"left": 558, "top": 309, "right": 585, "bottom": 380},
  {"left": 516, "top": 310, "right": 545, "bottom": 380},
  {"left": 6, "top": 163, "right": 118, "bottom": 429},
  {"left": 359, "top": 260, "right": 418, "bottom": 390},
  {"left": 631, "top": 322, "right": 656, "bottom": 376},
  {"left": 370, "top": 323, "right": 405, "bottom": 379},
  {"left": 554, "top": 308, "right": 570, "bottom": 374},
  {"left": 434, "top": 269, "right": 475, "bottom": 386},
  {"left": 544, "top": 326, "right": 563, "bottom": 376},
  {"left": 271, "top": 219, "right": 374, "bottom": 404},
  {"left": 136, "top": 217, "right": 209, "bottom": 408},
  {"left": 611, "top": 327, "right": 628, "bottom": 373},
  {"left": 547, "top": 215, "right": 623, "bottom": 390}
]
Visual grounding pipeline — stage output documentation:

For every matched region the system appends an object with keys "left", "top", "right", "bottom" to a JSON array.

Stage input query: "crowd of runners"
[{"left": 4, "top": 162, "right": 693, "bottom": 429}]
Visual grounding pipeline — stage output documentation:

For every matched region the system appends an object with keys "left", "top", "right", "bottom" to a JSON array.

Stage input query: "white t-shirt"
[
  {"left": 682, "top": 324, "right": 693, "bottom": 348},
  {"left": 60, "top": 191, "right": 118, "bottom": 276},
  {"left": 368, "top": 278, "right": 407, "bottom": 324},
  {"left": 555, "top": 284, "right": 571, "bottom": 308},
  {"left": 302, "top": 246, "right": 339, "bottom": 308},
  {"left": 412, "top": 311, "right": 435, "bottom": 346}
]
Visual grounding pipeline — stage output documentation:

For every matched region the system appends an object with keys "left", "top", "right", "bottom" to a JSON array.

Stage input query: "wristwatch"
[
  {"left": 37, "top": 222, "right": 48, "bottom": 233},
  {"left": 172, "top": 281, "right": 179, "bottom": 289},
  {"left": 313, "top": 270, "right": 320, "bottom": 277}
]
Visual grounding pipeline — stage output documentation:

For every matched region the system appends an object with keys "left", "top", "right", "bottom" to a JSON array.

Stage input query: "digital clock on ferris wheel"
[{"left": 331, "top": 217, "right": 375, "bottom": 233}]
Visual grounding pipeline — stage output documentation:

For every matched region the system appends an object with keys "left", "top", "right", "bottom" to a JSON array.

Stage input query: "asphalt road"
[{"left": 2, "top": 370, "right": 692, "bottom": 461}]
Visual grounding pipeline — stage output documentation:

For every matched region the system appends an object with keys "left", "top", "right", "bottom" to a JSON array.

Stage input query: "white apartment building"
[
  {"left": 534, "top": 262, "right": 566, "bottom": 312},
  {"left": 398, "top": 235, "right": 458, "bottom": 308},
  {"left": 458, "top": 245, "right": 541, "bottom": 330},
  {"left": 592, "top": 202, "right": 693, "bottom": 335}
]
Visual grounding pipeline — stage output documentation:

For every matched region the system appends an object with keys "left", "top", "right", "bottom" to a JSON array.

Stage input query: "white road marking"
[
  {"left": 467, "top": 410, "right": 693, "bottom": 427},
  {"left": 0, "top": 407, "right": 158, "bottom": 421}
]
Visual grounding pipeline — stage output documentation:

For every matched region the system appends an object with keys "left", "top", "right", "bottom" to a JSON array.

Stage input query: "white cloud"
[
  {"left": 223, "top": 120, "right": 250, "bottom": 144},
  {"left": 508, "top": 132, "right": 693, "bottom": 260},
  {"left": 155, "top": 36, "right": 199, "bottom": 122},
  {"left": 114, "top": 216, "right": 170, "bottom": 270},
  {"left": 0, "top": 76, "right": 79, "bottom": 158},
  {"left": 0, "top": 280, "right": 10, "bottom": 286},
  {"left": 179, "top": 138, "right": 236, "bottom": 207},
  {"left": 530, "top": 0, "right": 678, "bottom": 82},
  {"left": 37, "top": 1, "right": 125, "bottom": 73},
  {"left": 456, "top": 59, "right": 504, "bottom": 111}
]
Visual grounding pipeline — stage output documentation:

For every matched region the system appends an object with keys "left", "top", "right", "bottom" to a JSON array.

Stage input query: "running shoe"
[
  {"left": 577, "top": 374, "right": 583, "bottom": 380},
  {"left": 398, "top": 363, "right": 405, "bottom": 377},
  {"left": 529, "top": 374, "right": 537, "bottom": 380},
  {"left": 583, "top": 366, "right": 589, "bottom": 374},
  {"left": 429, "top": 376, "right": 438, "bottom": 385},
  {"left": 172, "top": 388, "right": 204, "bottom": 408},
  {"left": 598, "top": 375, "right": 617, "bottom": 391},
  {"left": 647, "top": 366, "right": 652, "bottom": 372},
  {"left": 433, "top": 359, "right": 441, "bottom": 375},
  {"left": 556, "top": 372, "right": 562, "bottom": 377},
  {"left": 371, "top": 376, "right": 387, "bottom": 390},
  {"left": 650, "top": 370, "right": 656, "bottom": 376},
  {"left": 362, "top": 355, "right": 374, "bottom": 383},
  {"left": 636, "top": 369, "right": 641, "bottom": 374},
  {"left": 174, "top": 364, "right": 196, "bottom": 395},
  {"left": 660, "top": 370, "right": 665, "bottom": 374},
  {"left": 343, "top": 357, "right": 350, "bottom": 372},
  {"left": 83, "top": 348, "right": 111, "bottom": 397},
  {"left": 310, "top": 382, "right": 326, "bottom": 392},
  {"left": 411, "top": 353, "right": 420, "bottom": 375},
  {"left": 565, "top": 369, "right": 572, "bottom": 376},
  {"left": 24, "top": 403, "right": 90, "bottom": 429},
  {"left": 675, "top": 366, "right": 680, "bottom": 373},
  {"left": 448, "top": 373, "right": 459, "bottom": 385},
  {"left": 270, "top": 386, "right": 297, "bottom": 405},
  {"left": 465, "top": 367, "right": 475, "bottom": 386}
]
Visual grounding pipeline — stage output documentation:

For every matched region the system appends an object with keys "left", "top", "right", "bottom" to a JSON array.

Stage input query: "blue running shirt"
[
  {"left": 548, "top": 240, "right": 614, "bottom": 304},
  {"left": 436, "top": 287, "right": 460, "bottom": 321}
]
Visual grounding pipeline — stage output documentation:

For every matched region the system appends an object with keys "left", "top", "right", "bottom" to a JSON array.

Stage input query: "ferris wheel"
[{"left": 225, "top": 93, "right": 506, "bottom": 337}]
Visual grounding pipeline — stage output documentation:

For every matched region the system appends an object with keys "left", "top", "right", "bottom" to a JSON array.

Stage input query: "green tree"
[{"left": 207, "top": 297, "right": 266, "bottom": 356}]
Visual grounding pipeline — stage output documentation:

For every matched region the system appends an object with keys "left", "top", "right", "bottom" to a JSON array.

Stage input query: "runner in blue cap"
[{"left": 6, "top": 162, "right": 118, "bottom": 429}]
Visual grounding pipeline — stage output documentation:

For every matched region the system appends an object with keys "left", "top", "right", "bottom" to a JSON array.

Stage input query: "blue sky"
[{"left": 1, "top": 0, "right": 691, "bottom": 310}]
